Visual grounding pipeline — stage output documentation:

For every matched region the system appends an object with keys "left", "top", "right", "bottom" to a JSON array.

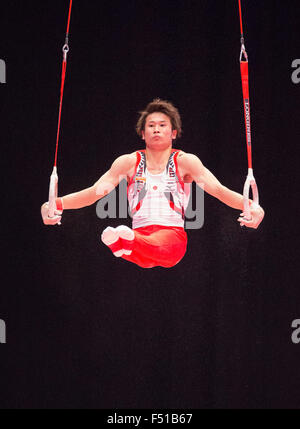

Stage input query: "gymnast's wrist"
[
  {"left": 249, "top": 200, "right": 260, "bottom": 209},
  {"left": 55, "top": 197, "right": 64, "bottom": 211}
]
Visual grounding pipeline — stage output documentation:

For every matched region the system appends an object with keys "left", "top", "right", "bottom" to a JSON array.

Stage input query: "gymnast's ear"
[
  {"left": 172, "top": 129, "right": 177, "bottom": 140},
  {"left": 141, "top": 130, "right": 145, "bottom": 140}
]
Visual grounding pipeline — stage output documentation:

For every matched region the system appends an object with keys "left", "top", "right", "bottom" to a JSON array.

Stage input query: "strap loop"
[
  {"left": 238, "top": 0, "right": 260, "bottom": 220},
  {"left": 48, "top": 1, "right": 73, "bottom": 221}
]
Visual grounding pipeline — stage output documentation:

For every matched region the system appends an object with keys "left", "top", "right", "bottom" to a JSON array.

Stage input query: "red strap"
[
  {"left": 238, "top": 0, "right": 244, "bottom": 36},
  {"left": 53, "top": 0, "right": 73, "bottom": 168},
  {"left": 240, "top": 61, "right": 252, "bottom": 169},
  {"left": 240, "top": 61, "right": 249, "bottom": 98},
  {"left": 66, "top": 0, "right": 73, "bottom": 35},
  {"left": 54, "top": 60, "right": 67, "bottom": 167},
  {"left": 238, "top": 1, "right": 253, "bottom": 170}
]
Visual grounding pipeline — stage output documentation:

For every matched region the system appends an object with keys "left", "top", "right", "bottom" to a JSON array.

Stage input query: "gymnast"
[{"left": 41, "top": 99, "right": 264, "bottom": 268}]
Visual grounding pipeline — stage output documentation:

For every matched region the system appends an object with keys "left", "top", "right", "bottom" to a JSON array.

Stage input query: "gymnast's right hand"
[{"left": 41, "top": 202, "right": 62, "bottom": 225}]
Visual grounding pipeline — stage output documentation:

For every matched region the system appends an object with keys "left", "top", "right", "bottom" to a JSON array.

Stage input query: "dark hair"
[{"left": 136, "top": 98, "right": 182, "bottom": 138}]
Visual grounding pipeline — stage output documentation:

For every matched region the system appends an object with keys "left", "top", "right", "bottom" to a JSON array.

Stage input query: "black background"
[{"left": 1, "top": 0, "right": 300, "bottom": 409}]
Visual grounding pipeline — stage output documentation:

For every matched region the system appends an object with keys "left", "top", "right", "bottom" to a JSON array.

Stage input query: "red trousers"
[{"left": 122, "top": 225, "right": 187, "bottom": 268}]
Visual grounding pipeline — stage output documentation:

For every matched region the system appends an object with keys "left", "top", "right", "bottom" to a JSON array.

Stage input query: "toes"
[
  {"left": 115, "top": 225, "right": 135, "bottom": 241},
  {"left": 116, "top": 225, "right": 134, "bottom": 255},
  {"left": 101, "top": 227, "right": 119, "bottom": 245}
]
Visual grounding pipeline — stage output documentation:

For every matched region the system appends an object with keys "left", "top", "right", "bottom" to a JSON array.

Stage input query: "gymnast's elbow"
[{"left": 92, "top": 181, "right": 115, "bottom": 202}]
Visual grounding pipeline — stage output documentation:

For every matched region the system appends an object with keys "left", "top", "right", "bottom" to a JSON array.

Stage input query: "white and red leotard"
[{"left": 119, "top": 149, "right": 190, "bottom": 268}]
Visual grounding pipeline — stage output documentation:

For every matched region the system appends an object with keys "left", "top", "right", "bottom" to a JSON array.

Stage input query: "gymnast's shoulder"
[
  {"left": 111, "top": 152, "right": 137, "bottom": 169},
  {"left": 109, "top": 152, "right": 137, "bottom": 180},
  {"left": 176, "top": 151, "right": 204, "bottom": 182},
  {"left": 176, "top": 151, "right": 204, "bottom": 169}
]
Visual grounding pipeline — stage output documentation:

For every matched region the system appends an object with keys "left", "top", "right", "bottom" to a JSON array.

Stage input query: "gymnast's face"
[{"left": 142, "top": 112, "right": 177, "bottom": 149}]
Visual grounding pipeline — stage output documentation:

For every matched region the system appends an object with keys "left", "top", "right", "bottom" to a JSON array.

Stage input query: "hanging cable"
[
  {"left": 238, "top": 0, "right": 259, "bottom": 221},
  {"left": 48, "top": 0, "right": 73, "bottom": 221}
]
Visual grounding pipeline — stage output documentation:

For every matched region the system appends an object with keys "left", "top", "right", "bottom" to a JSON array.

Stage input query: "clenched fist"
[
  {"left": 41, "top": 202, "right": 62, "bottom": 225},
  {"left": 238, "top": 203, "right": 265, "bottom": 229}
]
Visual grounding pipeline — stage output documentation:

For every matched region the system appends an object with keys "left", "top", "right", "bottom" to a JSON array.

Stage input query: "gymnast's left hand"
[{"left": 237, "top": 204, "right": 265, "bottom": 229}]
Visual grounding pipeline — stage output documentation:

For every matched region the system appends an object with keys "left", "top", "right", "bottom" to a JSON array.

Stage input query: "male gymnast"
[{"left": 41, "top": 99, "right": 264, "bottom": 268}]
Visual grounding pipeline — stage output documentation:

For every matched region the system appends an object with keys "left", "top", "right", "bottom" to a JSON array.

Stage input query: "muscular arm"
[
  {"left": 178, "top": 152, "right": 264, "bottom": 228},
  {"left": 179, "top": 153, "right": 244, "bottom": 210},
  {"left": 60, "top": 153, "right": 135, "bottom": 210}
]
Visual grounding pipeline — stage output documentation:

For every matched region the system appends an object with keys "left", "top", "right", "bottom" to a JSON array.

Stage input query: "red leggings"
[{"left": 122, "top": 225, "right": 187, "bottom": 268}]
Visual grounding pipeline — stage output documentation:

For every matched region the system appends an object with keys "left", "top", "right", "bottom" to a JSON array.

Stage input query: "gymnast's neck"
[{"left": 144, "top": 144, "right": 173, "bottom": 169}]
